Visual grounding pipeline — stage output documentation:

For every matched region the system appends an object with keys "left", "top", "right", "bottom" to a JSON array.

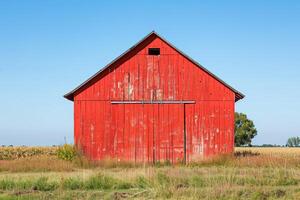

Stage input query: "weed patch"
[{"left": 32, "top": 177, "right": 58, "bottom": 191}]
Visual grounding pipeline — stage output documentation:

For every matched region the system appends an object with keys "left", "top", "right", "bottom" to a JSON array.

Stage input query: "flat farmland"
[{"left": 0, "top": 147, "right": 300, "bottom": 200}]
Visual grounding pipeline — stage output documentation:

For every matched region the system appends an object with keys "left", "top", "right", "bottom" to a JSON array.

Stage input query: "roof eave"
[
  {"left": 64, "top": 93, "right": 74, "bottom": 101},
  {"left": 235, "top": 93, "right": 245, "bottom": 102}
]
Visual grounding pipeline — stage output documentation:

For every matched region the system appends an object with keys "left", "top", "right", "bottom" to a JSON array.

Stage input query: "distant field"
[
  {"left": 236, "top": 147, "right": 300, "bottom": 157},
  {"left": 0, "top": 147, "right": 300, "bottom": 199}
]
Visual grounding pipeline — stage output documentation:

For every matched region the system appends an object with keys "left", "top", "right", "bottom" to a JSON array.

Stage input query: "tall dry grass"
[
  {"left": 234, "top": 147, "right": 300, "bottom": 168},
  {"left": 0, "top": 155, "right": 74, "bottom": 172},
  {"left": 235, "top": 147, "right": 300, "bottom": 157},
  {"left": 0, "top": 147, "right": 300, "bottom": 172}
]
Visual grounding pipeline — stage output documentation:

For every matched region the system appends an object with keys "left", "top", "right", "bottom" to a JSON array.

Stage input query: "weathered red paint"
[{"left": 65, "top": 32, "right": 244, "bottom": 163}]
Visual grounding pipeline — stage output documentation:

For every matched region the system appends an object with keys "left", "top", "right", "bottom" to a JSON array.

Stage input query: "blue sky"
[{"left": 0, "top": 1, "right": 299, "bottom": 146}]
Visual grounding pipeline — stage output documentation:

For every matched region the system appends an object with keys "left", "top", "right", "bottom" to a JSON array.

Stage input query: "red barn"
[{"left": 64, "top": 32, "right": 244, "bottom": 163}]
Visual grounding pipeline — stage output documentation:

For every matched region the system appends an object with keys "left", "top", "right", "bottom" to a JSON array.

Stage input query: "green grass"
[{"left": 0, "top": 166, "right": 299, "bottom": 199}]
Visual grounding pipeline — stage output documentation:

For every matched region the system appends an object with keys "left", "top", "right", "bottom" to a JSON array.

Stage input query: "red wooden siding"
[{"left": 70, "top": 33, "right": 241, "bottom": 163}]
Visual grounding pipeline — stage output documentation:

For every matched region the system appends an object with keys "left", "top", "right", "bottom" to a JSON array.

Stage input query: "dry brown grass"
[
  {"left": 0, "top": 155, "right": 74, "bottom": 172},
  {"left": 235, "top": 147, "right": 300, "bottom": 157},
  {"left": 234, "top": 147, "right": 300, "bottom": 168},
  {"left": 1, "top": 147, "right": 300, "bottom": 172}
]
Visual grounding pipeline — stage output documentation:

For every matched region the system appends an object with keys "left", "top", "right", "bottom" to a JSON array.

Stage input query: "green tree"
[
  {"left": 286, "top": 137, "right": 300, "bottom": 147},
  {"left": 235, "top": 112, "right": 257, "bottom": 147}
]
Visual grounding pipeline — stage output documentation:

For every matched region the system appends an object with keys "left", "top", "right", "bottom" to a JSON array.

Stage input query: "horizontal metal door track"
[{"left": 111, "top": 100, "right": 195, "bottom": 104}]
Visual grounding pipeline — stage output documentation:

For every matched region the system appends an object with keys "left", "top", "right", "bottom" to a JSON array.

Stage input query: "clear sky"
[{"left": 0, "top": 1, "right": 299, "bottom": 146}]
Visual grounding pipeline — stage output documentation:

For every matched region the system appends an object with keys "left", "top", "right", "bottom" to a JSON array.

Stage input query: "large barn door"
[
  {"left": 152, "top": 103, "right": 185, "bottom": 164},
  {"left": 167, "top": 104, "right": 185, "bottom": 163},
  {"left": 111, "top": 102, "right": 193, "bottom": 164}
]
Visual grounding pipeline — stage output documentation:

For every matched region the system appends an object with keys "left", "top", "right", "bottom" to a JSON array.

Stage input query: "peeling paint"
[
  {"left": 90, "top": 124, "right": 95, "bottom": 145},
  {"left": 128, "top": 84, "right": 133, "bottom": 98}
]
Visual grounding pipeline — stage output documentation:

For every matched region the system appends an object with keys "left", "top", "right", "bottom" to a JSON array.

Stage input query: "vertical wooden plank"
[
  {"left": 95, "top": 101, "right": 101, "bottom": 159},
  {"left": 137, "top": 104, "right": 145, "bottom": 163},
  {"left": 123, "top": 60, "right": 129, "bottom": 101},
  {"left": 195, "top": 102, "right": 204, "bottom": 160},
  {"left": 170, "top": 103, "right": 175, "bottom": 163},
  {"left": 204, "top": 101, "right": 210, "bottom": 157},
  {"left": 104, "top": 69, "right": 110, "bottom": 100},
  {"left": 141, "top": 54, "right": 147, "bottom": 101},
  {"left": 209, "top": 101, "right": 215, "bottom": 156},
  {"left": 85, "top": 101, "right": 92, "bottom": 159},
  {"left": 103, "top": 101, "right": 110, "bottom": 159},
  {"left": 216, "top": 101, "right": 221, "bottom": 154},
  {"left": 153, "top": 55, "right": 160, "bottom": 100},
  {"left": 137, "top": 55, "right": 142, "bottom": 100},
  {"left": 170, "top": 104, "right": 184, "bottom": 163},
  {"left": 224, "top": 101, "right": 230, "bottom": 153},
  {"left": 146, "top": 55, "right": 153, "bottom": 100},
  {"left": 199, "top": 101, "right": 205, "bottom": 158},
  {"left": 110, "top": 66, "right": 117, "bottom": 100},
  {"left": 163, "top": 104, "right": 169, "bottom": 162},
  {"left": 124, "top": 104, "right": 130, "bottom": 160},
  {"left": 90, "top": 101, "right": 95, "bottom": 159},
  {"left": 153, "top": 104, "right": 159, "bottom": 162},
  {"left": 118, "top": 104, "right": 125, "bottom": 161},
  {"left": 183, "top": 56, "right": 188, "bottom": 100},
  {"left": 174, "top": 54, "right": 179, "bottom": 100},
  {"left": 167, "top": 55, "right": 173, "bottom": 100},
  {"left": 147, "top": 104, "right": 154, "bottom": 163},
  {"left": 119, "top": 63, "right": 125, "bottom": 101},
  {"left": 74, "top": 101, "right": 79, "bottom": 147},
  {"left": 177, "top": 55, "right": 182, "bottom": 100},
  {"left": 160, "top": 55, "right": 167, "bottom": 100},
  {"left": 183, "top": 104, "right": 187, "bottom": 163},
  {"left": 93, "top": 101, "right": 99, "bottom": 159},
  {"left": 232, "top": 100, "right": 235, "bottom": 152},
  {"left": 219, "top": 101, "right": 225, "bottom": 153},
  {"left": 157, "top": 104, "right": 168, "bottom": 162},
  {"left": 131, "top": 55, "right": 137, "bottom": 100},
  {"left": 230, "top": 100, "right": 235, "bottom": 153},
  {"left": 185, "top": 104, "right": 194, "bottom": 163},
  {"left": 131, "top": 104, "right": 137, "bottom": 161},
  {"left": 213, "top": 101, "right": 219, "bottom": 155},
  {"left": 110, "top": 102, "right": 117, "bottom": 159}
]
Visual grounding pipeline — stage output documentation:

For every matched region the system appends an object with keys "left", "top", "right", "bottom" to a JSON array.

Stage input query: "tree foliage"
[
  {"left": 235, "top": 112, "right": 257, "bottom": 147},
  {"left": 286, "top": 137, "right": 300, "bottom": 147}
]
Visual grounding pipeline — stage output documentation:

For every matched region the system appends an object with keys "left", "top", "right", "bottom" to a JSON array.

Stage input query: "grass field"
[{"left": 0, "top": 147, "right": 300, "bottom": 200}]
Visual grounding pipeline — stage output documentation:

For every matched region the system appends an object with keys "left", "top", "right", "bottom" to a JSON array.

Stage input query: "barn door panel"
[
  {"left": 157, "top": 104, "right": 169, "bottom": 162},
  {"left": 124, "top": 104, "right": 136, "bottom": 161},
  {"left": 111, "top": 103, "right": 185, "bottom": 164},
  {"left": 155, "top": 104, "right": 184, "bottom": 164},
  {"left": 111, "top": 104, "right": 151, "bottom": 163},
  {"left": 143, "top": 104, "right": 155, "bottom": 163},
  {"left": 111, "top": 104, "right": 125, "bottom": 161},
  {"left": 169, "top": 104, "right": 185, "bottom": 163}
]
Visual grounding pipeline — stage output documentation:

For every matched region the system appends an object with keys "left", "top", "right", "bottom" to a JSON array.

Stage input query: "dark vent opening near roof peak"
[{"left": 148, "top": 48, "right": 160, "bottom": 55}]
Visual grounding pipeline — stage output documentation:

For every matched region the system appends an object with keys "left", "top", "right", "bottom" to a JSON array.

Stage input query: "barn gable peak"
[{"left": 64, "top": 31, "right": 244, "bottom": 101}]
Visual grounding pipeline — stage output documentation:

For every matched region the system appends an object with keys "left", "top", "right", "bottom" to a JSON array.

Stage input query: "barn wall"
[{"left": 74, "top": 36, "right": 235, "bottom": 162}]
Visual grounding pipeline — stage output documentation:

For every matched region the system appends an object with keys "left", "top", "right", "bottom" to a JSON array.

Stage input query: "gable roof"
[{"left": 64, "top": 31, "right": 245, "bottom": 102}]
